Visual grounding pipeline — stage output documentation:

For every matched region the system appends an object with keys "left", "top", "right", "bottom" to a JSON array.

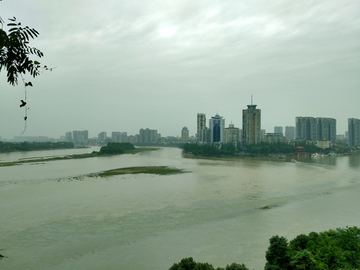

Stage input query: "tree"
[
  {"left": 264, "top": 235, "right": 291, "bottom": 270},
  {"left": 169, "top": 257, "right": 197, "bottom": 270},
  {"left": 225, "top": 263, "right": 249, "bottom": 270},
  {"left": 0, "top": 15, "right": 44, "bottom": 86}
]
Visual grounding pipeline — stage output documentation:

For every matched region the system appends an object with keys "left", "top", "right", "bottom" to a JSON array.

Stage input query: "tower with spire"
[{"left": 242, "top": 96, "right": 261, "bottom": 145}]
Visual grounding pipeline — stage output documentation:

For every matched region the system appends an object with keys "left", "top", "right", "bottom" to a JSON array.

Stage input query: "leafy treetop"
[{"left": 0, "top": 16, "right": 44, "bottom": 85}]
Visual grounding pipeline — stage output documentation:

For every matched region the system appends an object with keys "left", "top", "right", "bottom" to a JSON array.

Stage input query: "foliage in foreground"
[
  {"left": 170, "top": 227, "right": 360, "bottom": 270},
  {"left": 168, "top": 257, "right": 249, "bottom": 270},
  {"left": 0, "top": 16, "right": 44, "bottom": 85}
]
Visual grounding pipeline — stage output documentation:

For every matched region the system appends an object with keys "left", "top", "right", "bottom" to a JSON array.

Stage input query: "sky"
[{"left": 1, "top": 0, "right": 359, "bottom": 139}]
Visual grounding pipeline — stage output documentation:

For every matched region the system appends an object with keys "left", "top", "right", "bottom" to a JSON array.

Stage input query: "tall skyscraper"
[
  {"left": 242, "top": 104, "right": 261, "bottom": 145},
  {"left": 316, "top": 118, "right": 336, "bottom": 143},
  {"left": 274, "top": 126, "right": 283, "bottom": 134},
  {"left": 348, "top": 118, "right": 360, "bottom": 147},
  {"left": 197, "top": 113, "right": 206, "bottom": 142},
  {"left": 285, "top": 126, "right": 295, "bottom": 141},
  {"left": 181, "top": 127, "right": 189, "bottom": 142},
  {"left": 209, "top": 114, "right": 225, "bottom": 143}
]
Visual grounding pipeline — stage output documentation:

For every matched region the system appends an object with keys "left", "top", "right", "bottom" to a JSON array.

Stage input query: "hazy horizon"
[{"left": 1, "top": 0, "right": 359, "bottom": 139}]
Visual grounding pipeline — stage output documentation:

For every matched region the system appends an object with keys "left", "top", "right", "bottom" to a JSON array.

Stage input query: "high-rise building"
[
  {"left": 348, "top": 118, "right": 360, "bottom": 147},
  {"left": 285, "top": 126, "right": 295, "bottom": 141},
  {"left": 197, "top": 113, "right": 207, "bottom": 142},
  {"left": 296, "top": 117, "right": 336, "bottom": 143},
  {"left": 73, "top": 130, "right": 79, "bottom": 142},
  {"left": 150, "top": 130, "right": 157, "bottom": 143},
  {"left": 112, "top": 131, "right": 121, "bottom": 142},
  {"left": 98, "top": 132, "right": 107, "bottom": 142},
  {"left": 296, "top": 117, "right": 317, "bottom": 141},
  {"left": 242, "top": 104, "right": 261, "bottom": 145},
  {"left": 139, "top": 128, "right": 150, "bottom": 143},
  {"left": 209, "top": 114, "right": 225, "bottom": 143},
  {"left": 121, "top": 132, "right": 128, "bottom": 142},
  {"left": 274, "top": 126, "right": 283, "bottom": 134},
  {"left": 224, "top": 124, "right": 240, "bottom": 145},
  {"left": 65, "top": 132, "right": 72, "bottom": 142},
  {"left": 316, "top": 118, "right": 336, "bottom": 143},
  {"left": 181, "top": 127, "right": 189, "bottom": 142},
  {"left": 72, "top": 130, "right": 88, "bottom": 143},
  {"left": 260, "top": 129, "right": 266, "bottom": 142},
  {"left": 139, "top": 128, "right": 157, "bottom": 143}
]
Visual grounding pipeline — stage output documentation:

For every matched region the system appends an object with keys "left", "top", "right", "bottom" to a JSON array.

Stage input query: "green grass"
[{"left": 89, "top": 166, "right": 188, "bottom": 178}]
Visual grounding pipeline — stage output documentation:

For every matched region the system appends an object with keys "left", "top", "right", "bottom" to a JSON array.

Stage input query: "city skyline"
[
  {"left": 1, "top": 1, "right": 359, "bottom": 139},
  {"left": 2, "top": 114, "right": 357, "bottom": 143}
]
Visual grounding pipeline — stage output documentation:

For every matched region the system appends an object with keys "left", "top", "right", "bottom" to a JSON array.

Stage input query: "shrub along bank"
[{"left": 168, "top": 226, "right": 360, "bottom": 270}]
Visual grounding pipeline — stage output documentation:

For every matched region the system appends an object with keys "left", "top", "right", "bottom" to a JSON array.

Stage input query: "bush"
[{"left": 99, "top": 142, "right": 134, "bottom": 154}]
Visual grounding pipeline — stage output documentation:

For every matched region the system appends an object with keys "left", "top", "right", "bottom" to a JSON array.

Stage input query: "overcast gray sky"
[{"left": 1, "top": 0, "right": 359, "bottom": 139}]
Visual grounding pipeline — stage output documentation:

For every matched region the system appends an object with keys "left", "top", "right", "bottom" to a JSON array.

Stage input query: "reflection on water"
[
  {"left": 348, "top": 154, "right": 360, "bottom": 169},
  {"left": 0, "top": 147, "right": 359, "bottom": 270}
]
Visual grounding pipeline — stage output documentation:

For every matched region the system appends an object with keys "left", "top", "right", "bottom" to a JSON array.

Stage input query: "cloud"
[{"left": 1, "top": 0, "right": 359, "bottom": 138}]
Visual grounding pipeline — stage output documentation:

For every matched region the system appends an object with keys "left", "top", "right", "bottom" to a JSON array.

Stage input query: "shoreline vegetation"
[
  {"left": 182, "top": 142, "right": 358, "bottom": 161},
  {"left": 0, "top": 141, "right": 75, "bottom": 153},
  {"left": 0, "top": 142, "right": 158, "bottom": 167},
  {"left": 168, "top": 226, "right": 360, "bottom": 270}
]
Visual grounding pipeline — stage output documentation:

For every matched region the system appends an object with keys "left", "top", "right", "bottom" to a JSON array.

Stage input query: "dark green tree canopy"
[{"left": 0, "top": 16, "right": 44, "bottom": 85}]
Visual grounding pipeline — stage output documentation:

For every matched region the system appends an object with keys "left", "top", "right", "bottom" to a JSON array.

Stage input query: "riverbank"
[
  {"left": 0, "top": 147, "right": 158, "bottom": 167},
  {"left": 182, "top": 151, "right": 300, "bottom": 163},
  {"left": 182, "top": 150, "right": 359, "bottom": 163},
  {"left": 0, "top": 141, "right": 75, "bottom": 153}
]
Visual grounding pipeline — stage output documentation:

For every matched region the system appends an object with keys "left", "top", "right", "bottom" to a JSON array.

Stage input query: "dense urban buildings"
[
  {"left": 6, "top": 100, "right": 359, "bottom": 150},
  {"left": 265, "top": 133, "right": 285, "bottom": 144},
  {"left": 111, "top": 132, "right": 128, "bottom": 142},
  {"left": 348, "top": 118, "right": 360, "bottom": 147},
  {"left": 209, "top": 114, "right": 225, "bottom": 143},
  {"left": 242, "top": 104, "right": 261, "bottom": 145},
  {"left": 139, "top": 128, "right": 158, "bottom": 144},
  {"left": 296, "top": 117, "right": 336, "bottom": 144}
]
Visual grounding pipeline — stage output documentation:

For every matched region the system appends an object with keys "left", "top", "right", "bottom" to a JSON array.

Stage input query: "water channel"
[{"left": 1, "top": 147, "right": 359, "bottom": 269}]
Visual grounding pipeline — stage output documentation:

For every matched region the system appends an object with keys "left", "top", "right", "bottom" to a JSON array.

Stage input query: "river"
[{"left": 0, "top": 147, "right": 359, "bottom": 270}]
